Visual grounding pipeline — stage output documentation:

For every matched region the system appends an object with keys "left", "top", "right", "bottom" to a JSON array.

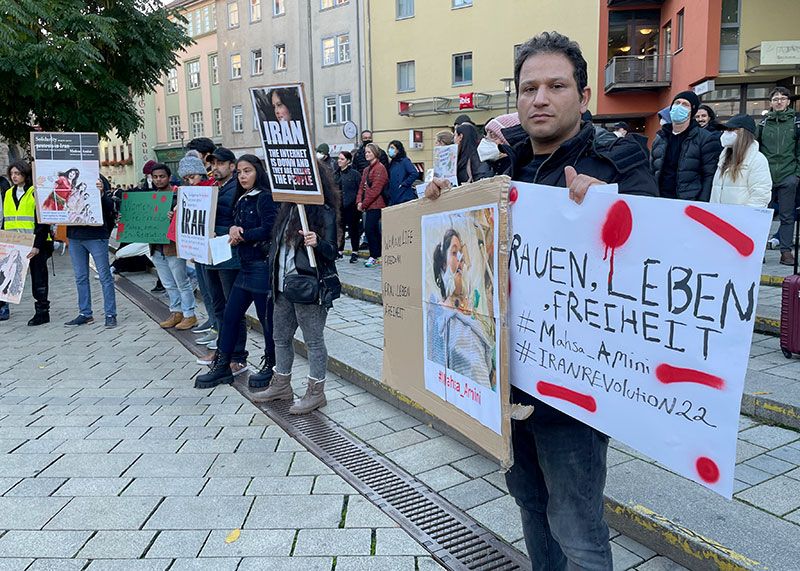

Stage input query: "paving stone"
[
  {"left": 734, "top": 463, "right": 773, "bottom": 486},
  {"left": 367, "top": 427, "right": 429, "bottom": 453},
  {"left": 84, "top": 560, "right": 170, "bottom": 570},
  {"left": 293, "top": 528, "right": 372, "bottom": 556},
  {"left": 634, "top": 555, "right": 690, "bottom": 570},
  {"left": 246, "top": 475, "right": 315, "bottom": 496},
  {"left": 237, "top": 557, "right": 332, "bottom": 571},
  {"left": 288, "top": 451, "right": 334, "bottom": 476},
  {"left": 110, "top": 439, "right": 184, "bottom": 454},
  {"left": 0, "top": 477, "right": 21, "bottom": 495},
  {"left": 172, "top": 415, "right": 212, "bottom": 427},
  {"left": 124, "top": 453, "right": 216, "bottom": 478},
  {"left": 274, "top": 438, "right": 304, "bottom": 452},
  {"left": 451, "top": 454, "right": 501, "bottom": 478},
  {"left": 144, "top": 530, "right": 209, "bottom": 559},
  {"left": 199, "top": 529, "right": 295, "bottom": 557},
  {"left": 246, "top": 493, "right": 344, "bottom": 530},
  {"left": 374, "top": 529, "right": 428, "bottom": 556},
  {"left": 766, "top": 445, "right": 800, "bottom": 465},
  {"left": 12, "top": 439, "right": 66, "bottom": 454},
  {"left": 89, "top": 417, "right": 140, "bottom": 429},
  {"left": 440, "top": 478, "right": 505, "bottom": 511},
  {"left": 614, "top": 534, "right": 656, "bottom": 560},
  {"left": 200, "top": 477, "right": 251, "bottom": 496},
  {"left": 416, "top": 465, "right": 471, "bottom": 491},
  {"left": 25, "top": 559, "right": 87, "bottom": 570},
  {"left": 179, "top": 438, "right": 241, "bottom": 454},
  {"left": 328, "top": 401, "right": 404, "bottom": 429},
  {"left": 216, "top": 426, "right": 265, "bottom": 440},
  {"left": 481, "top": 470, "right": 509, "bottom": 494},
  {"left": 0, "top": 454, "right": 58, "bottom": 478},
  {"left": 0, "top": 530, "right": 92, "bottom": 558},
  {"left": 386, "top": 437, "right": 474, "bottom": 475},
  {"left": 46, "top": 496, "right": 161, "bottom": 530},
  {"left": 0, "top": 439, "right": 26, "bottom": 454},
  {"left": 739, "top": 425, "right": 800, "bottom": 449},
  {"left": 53, "top": 439, "right": 120, "bottom": 454},
  {"left": 312, "top": 474, "right": 357, "bottom": 495},
  {"left": 735, "top": 475, "right": 800, "bottom": 516},
  {"left": 467, "top": 495, "right": 524, "bottom": 544},
  {"left": 140, "top": 427, "right": 184, "bottom": 440},
  {"left": 3, "top": 477, "right": 66, "bottom": 497},
  {"left": 54, "top": 477, "right": 132, "bottom": 497},
  {"left": 207, "top": 452, "right": 294, "bottom": 477},
  {"left": 169, "top": 559, "right": 241, "bottom": 571},
  {"left": 412, "top": 424, "right": 441, "bottom": 439},
  {"left": 611, "top": 542, "right": 644, "bottom": 570},
  {"left": 348, "top": 421, "right": 395, "bottom": 442},
  {"left": 345, "top": 496, "right": 398, "bottom": 528},
  {"left": 745, "top": 454, "right": 796, "bottom": 476},
  {"left": 78, "top": 530, "right": 158, "bottom": 559},
  {"left": 0, "top": 497, "right": 71, "bottom": 529},
  {"left": 336, "top": 556, "right": 417, "bottom": 570},
  {"left": 145, "top": 496, "right": 253, "bottom": 529},
  {"left": 39, "top": 453, "right": 138, "bottom": 478},
  {"left": 122, "top": 477, "right": 206, "bottom": 497},
  {"left": 417, "top": 557, "right": 448, "bottom": 571}
]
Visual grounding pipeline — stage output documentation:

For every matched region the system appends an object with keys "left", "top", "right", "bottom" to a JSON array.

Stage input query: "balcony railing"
[{"left": 604, "top": 54, "right": 672, "bottom": 93}]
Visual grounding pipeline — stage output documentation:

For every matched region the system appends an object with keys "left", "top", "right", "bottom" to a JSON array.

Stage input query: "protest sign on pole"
[
  {"left": 176, "top": 186, "right": 218, "bottom": 264},
  {"left": 30, "top": 132, "right": 102, "bottom": 226},
  {"left": 383, "top": 176, "right": 512, "bottom": 466},
  {"left": 0, "top": 230, "right": 34, "bottom": 304},
  {"left": 508, "top": 182, "right": 772, "bottom": 498},
  {"left": 433, "top": 144, "right": 458, "bottom": 187},
  {"left": 117, "top": 191, "right": 173, "bottom": 244}
]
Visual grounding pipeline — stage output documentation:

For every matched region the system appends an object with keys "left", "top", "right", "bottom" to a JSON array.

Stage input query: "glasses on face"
[{"left": 771, "top": 97, "right": 789, "bottom": 103}]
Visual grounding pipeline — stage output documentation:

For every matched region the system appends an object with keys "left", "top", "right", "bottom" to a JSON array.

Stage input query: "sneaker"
[
  {"left": 231, "top": 362, "right": 250, "bottom": 377},
  {"left": 151, "top": 281, "right": 165, "bottom": 293},
  {"left": 196, "top": 350, "right": 217, "bottom": 366},
  {"left": 364, "top": 257, "right": 381, "bottom": 268},
  {"left": 193, "top": 320, "right": 214, "bottom": 334},
  {"left": 104, "top": 316, "right": 117, "bottom": 328},
  {"left": 208, "top": 338, "right": 218, "bottom": 350},
  {"left": 196, "top": 329, "right": 217, "bottom": 345},
  {"left": 768, "top": 237, "right": 780, "bottom": 250},
  {"left": 65, "top": 314, "right": 94, "bottom": 326},
  {"left": 349, "top": 253, "right": 358, "bottom": 264}
]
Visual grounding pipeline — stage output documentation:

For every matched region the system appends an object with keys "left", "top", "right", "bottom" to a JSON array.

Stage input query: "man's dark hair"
[
  {"left": 769, "top": 86, "right": 791, "bottom": 100},
  {"left": 361, "top": 130, "right": 372, "bottom": 137},
  {"left": 7, "top": 160, "right": 32, "bottom": 188},
  {"left": 150, "top": 163, "right": 171, "bottom": 177},
  {"left": 513, "top": 31, "right": 588, "bottom": 97},
  {"left": 186, "top": 137, "right": 216, "bottom": 155}
]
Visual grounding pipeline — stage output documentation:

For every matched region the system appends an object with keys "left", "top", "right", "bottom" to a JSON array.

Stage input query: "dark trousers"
[
  {"left": 218, "top": 284, "right": 275, "bottom": 364},
  {"left": 205, "top": 267, "right": 247, "bottom": 361},
  {"left": 505, "top": 413, "right": 612, "bottom": 570},
  {"left": 364, "top": 209, "right": 382, "bottom": 259},
  {"left": 776, "top": 175, "right": 799, "bottom": 252},
  {"left": 340, "top": 202, "right": 362, "bottom": 252}
]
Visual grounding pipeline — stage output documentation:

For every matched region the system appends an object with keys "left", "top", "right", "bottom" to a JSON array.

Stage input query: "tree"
[{"left": 0, "top": 0, "right": 192, "bottom": 149}]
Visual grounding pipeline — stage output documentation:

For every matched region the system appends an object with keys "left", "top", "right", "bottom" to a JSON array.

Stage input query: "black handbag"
[{"left": 282, "top": 273, "right": 319, "bottom": 305}]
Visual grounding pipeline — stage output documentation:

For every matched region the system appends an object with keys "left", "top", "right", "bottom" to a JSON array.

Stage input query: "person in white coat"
[{"left": 710, "top": 114, "right": 772, "bottom": 208}]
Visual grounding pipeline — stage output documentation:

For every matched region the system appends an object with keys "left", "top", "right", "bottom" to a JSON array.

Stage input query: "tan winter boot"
[
  {"left": 175, "top": 315, "right": 198, "bottom": 330},
  {"left": 250, "top": 370, "right": 294, "bottom": 402},
  {"left": 160, "top": 312, "right": 183, "bottom": 328},
  {"left": 289, "top": 377, "right": 326, "bottom": 415}
]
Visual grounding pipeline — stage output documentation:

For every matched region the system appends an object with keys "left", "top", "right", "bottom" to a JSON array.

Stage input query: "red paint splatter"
[
  {"left": 154, "top": 206, "right": 158, "bottom": 213},
  {"left": 696, "top": 456, "right": 720, "bottom": 484},
  {"left": 116, "top": 223, "right": 125, "bottom": 236},
  {"left": 509, "top": 186, "right": 518, "bottom": 204},
  {"left": 600, "top": 200, "right": 633, "bottom": 284},
  {"left": 536, "top": 381, "right": 597, "bottom": 413},
  {"left": 655, "top": 364, "right": 725, "bottom": 390},
  {"left": 684, "top": 205, "right": 754, "bottom": 257},
  {"left": 160, "top": 195, "right": 168, "bottom": 203},
  {"left": 122, "top": 193, "right": 129, "bottom": 200},
  {"left": 152, "top": 193, "right": 157, "bottom": 200}
]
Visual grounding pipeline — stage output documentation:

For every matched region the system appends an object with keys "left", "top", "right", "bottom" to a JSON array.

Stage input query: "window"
[
  {"left": 168, "top": 116, "right": 181, "bottom": 141},
  {"left": 232, "top": 106, "right": 243, "bottom": 133},
  {"left": 324, "top": 96, "right": 338, "bottom": 125},
  {"left": 186, "top": 14, "right": 193, "bottom": 36},
  {"left": 452, "top": 52, "right": 472, "bottom": 86},
  {"left": 227, "top": 2, "right": 239, "bottom": 27},
  {"left": 230, "top": 53, "right": 242, "bottom": 79},
  {"left": 187, "top": 60, "right": 201, "bottom": 89},
  {"left": 213, "top": 108, "right": 221, "bottom": 136},
  {"left": 273, "top": 0, "right": 284, "bottom": 16},
  {"left": 339, "top": 93, "right": 351, "bottom": 123},
  {"left": 166, "top": 68, "right": 178, "bottom": 94},
  {"left": 250, "top": 0, "right": 261, "bottom": 21},
  {"left": 190, "top": 111, "right": 204, "bottom": 138},
  {"left": 662, "top": 22, "right": 672, "bottom": 55},
  {"left": 719, "top": 0, "right": 740, "bottom": 72},
  {"left": 321, "top": 33, "right": 350, "bottom": 66},
  {"left": 321, "top": 0, "right": 348, "bottom": 8},
  {"left": 209, "top": 54, "right": 219, "bottom": 84},
  {"left": 396, "top": 0, "right": 414, "bottom": 19},
  {"left": 203, "top": 6, "right": 212, "bottom": 31},
  {"left": 397, "top": 60, "right": 415, "bottom": 92},
  {"left": 251, "top": 49, "right": 263, "bottom": 75},
  {"left": 274, "top": 44, "right": 287, "bottom": 71},
  {"left": 323, "top": 93, "right": 352, "bottom": 125},
  {"left": 607, "top": 9, "right": 660, "bottom": 59},
  {"left": 676, "top": 9, "right": 684, "bottom": 51},
  {"left": 452, "top": 0, "right": 472, "bottom": 7}
]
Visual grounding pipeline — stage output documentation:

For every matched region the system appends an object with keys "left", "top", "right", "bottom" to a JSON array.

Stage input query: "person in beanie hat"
[
  {"left": 178, "top": 150, "right": 211, "bottom": 184},
  {"left": 710, "top": 114, "right": 772, "bottom": 208},
  {"left": 316, "top": 143, "right": 335, "bottom": 172},
  {"left": 186, "top": 137, "right": 217, "bottom": 177},
  {"left": 650, "top": 90, "right": 721, "bottom": 201}
]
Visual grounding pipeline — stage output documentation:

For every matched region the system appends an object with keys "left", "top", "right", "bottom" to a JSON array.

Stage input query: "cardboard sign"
[
  {"left": 176, "top": 186, "right": 218, "bottom": 264},
  {"left": 383, "top": 176, "right": 512, "bottom": 466},
  {"left": 0, "top": 230, "right": 34, "bottom": 304},
  {"left": 251, "top": 83, "right": 324, "bottom": 205},
  {"left": 31, "top": 132, "right": 102, "bottom": 226},
  {"left": 433, "top": 144, "right": 458, "bottom": 187},
  {"left": 508, "top": 182, "right": 772, "bottom": 498},
  {"left": 117, "top": 191, "right": 173, "bottom": 244}
]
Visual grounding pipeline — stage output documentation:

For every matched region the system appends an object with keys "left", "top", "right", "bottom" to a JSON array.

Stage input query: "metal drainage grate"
[{"left": 117, "top": 274, "right": 529, "bottom": 571}]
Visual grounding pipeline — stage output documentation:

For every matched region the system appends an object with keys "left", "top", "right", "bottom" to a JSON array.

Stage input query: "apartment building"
[{"left": 99, "top": 94, "right": 159, "bottom": 188}]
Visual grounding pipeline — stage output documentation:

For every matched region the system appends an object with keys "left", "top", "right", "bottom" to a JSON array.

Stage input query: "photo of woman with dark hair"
[
  {"left": 267, "top": 87, "right": 303, "bottom": 122},
  {"left": 43, "top": 168, "right": 79, "bottom": 211},
  {"left": 0, "top": 248, "right": 25, "bottom": 301}
]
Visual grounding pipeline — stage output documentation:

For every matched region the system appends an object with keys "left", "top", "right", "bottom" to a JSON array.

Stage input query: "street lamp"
[
  {"left": 178, "top": 130, "right": 186, "bottom": 152},
  {"left": 500, "top": 77, "right": 514, "bottom": 114}
]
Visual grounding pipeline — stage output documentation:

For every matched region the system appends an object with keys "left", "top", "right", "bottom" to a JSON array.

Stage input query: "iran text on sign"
[{"left": 508, "top": 182, "right": 772, "bottom": 498}]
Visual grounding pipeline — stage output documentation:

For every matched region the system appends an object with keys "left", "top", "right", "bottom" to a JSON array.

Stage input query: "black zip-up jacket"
[
  {"left": 335, "top": 165, "right": 361, "bottom": 208},
  {"left": 214, "top": 177, "right": 239, "bottom": 236},
  {"left": 650, "top": 122, "right": 722, "bottom": 201},
  {"left": 232, "top": 189, "right": 278, "bottom": 264}
]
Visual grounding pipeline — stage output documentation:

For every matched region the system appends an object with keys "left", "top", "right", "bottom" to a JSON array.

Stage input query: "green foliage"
[{"left": 0, "top": 0, "right": 192, "bottom": 148}]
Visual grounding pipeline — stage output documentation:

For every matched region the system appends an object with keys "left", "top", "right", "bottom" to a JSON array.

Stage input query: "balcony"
[
  {"left": 607, "top": 0, "right": 663, "bottom": 5},
  {"left": 604, "top": 54, "right": 672, "bottom": 94}
]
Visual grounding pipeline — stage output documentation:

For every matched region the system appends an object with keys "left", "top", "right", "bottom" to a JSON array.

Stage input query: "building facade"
[{"left": 100, "top": 94, "right": 159, "bottom": 188}]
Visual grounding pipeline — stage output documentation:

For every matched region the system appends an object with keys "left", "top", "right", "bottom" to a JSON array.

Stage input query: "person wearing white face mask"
[
  {"left": 710, "top": 114, "right": 772, "bottom": 207},
  {"left": 315, "top": 143, "right": 335, "bottom": 173},
  {"left": 651, "top": 90, "right": 722, "bottom": 201}
]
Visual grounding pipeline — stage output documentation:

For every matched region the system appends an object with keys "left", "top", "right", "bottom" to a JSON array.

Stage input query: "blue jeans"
[
  {"left": 151, "top": 249, "right": 195, "bottom": 317},
  {"left": 505, "top": 407, "right": 612, "bottom": 571},
  {"left": 195, "top": 263, "right": 216, "bottom": 328},
  {"left": 68, "top": 238, "right": 116, "bottom": 317}
]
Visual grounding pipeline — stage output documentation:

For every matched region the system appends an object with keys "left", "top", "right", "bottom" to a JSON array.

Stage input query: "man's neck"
[
  {"left": 672, "top": 120, "right": 690, "bottom": 135},
  {"left": 218, "top": 175, "right": 232, "bottom": 185},
  {"left": 531, "top": 123, "right": 581, "bottom": 156},
  {"left": 154, "top": 185, "right": 170, "bottom": 191}
]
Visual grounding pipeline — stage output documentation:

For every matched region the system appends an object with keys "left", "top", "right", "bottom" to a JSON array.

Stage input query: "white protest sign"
[
  {"left": 176, "top": 186, "right": 217, "bottom": 265},
  {"left": 509, "top": 182, "right": 772, "bottom": 498},
  {"left": 433, "top": 144, "right": 458, "bottom": 187}
]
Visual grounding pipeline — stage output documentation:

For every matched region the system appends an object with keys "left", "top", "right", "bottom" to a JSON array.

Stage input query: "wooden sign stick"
[{"left": 296, "top": 204, "right": 317, "bottom": 268}]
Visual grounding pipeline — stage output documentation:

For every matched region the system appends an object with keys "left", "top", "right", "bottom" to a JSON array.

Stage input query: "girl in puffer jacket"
[{"left": 710, "top": 114, "right": 772, "bottom": 208}]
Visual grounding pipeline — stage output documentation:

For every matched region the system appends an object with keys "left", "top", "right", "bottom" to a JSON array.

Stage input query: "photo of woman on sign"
[{"left": 43, "top": 168, "right": 79, "bottom": 211}]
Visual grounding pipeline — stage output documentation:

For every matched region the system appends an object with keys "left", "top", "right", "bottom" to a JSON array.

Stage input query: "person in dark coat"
[
  {"left": 316, "top": 143, "right": 336, "bottom": 173},
  {"left": 650, "top": 90, "right": 722, "bottom": 201},
  {"left": 455, "top": 123, "right": 493, "bottom": 184},
  {"left": 356, "top": 143, "right": 388, "bottom": 267},
  {"left": 386, "top": 140, "right": 419, "bottom": 205},
  {"left": 335, "top": 151, "right": 362, "bottom": 262},
  {"left": 695, "top": 104, "right": 724, "bottom": 136},
  {"left": 353, "top": 130, "right": 389, "bottom": 173}
]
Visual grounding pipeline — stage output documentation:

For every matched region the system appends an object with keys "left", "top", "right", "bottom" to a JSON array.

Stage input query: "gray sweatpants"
[{"left": 273, "top": 293, "right": 329, "bottom": 380}]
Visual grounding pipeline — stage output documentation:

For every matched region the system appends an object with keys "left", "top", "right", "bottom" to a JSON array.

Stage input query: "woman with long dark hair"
[
  {"left": 267, "top": 87, "right": 303, "bottom": 122},
  {"left": 387, "top": 140, "right": 419, "bottom": 205},
  {"left": 356, "top": 143, "right": 388, "bottom": 268},
  {"left": 710, "top": 114, "right": 772, "bottom": 208},
  {"left": 250, "top": 163, "right": 341, "bottom": 414},
  {"left": 455, "top": 123, "right": 493, "bottom": 185},
  {"left": 194, "top": 155, "right": 279, "bottom": 389}
]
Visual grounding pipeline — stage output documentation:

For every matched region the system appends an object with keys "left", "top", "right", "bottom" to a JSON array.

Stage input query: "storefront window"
[{"left": 607, "top": 10, "right": 660, "bottom": 59}]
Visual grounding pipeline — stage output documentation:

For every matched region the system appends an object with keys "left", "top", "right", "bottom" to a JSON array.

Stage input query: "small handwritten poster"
[{"left": 176, "top": 186, "right": 217, "bottom": 264}]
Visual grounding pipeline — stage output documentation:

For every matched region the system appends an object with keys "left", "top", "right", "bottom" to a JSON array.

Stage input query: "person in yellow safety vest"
[{"left": 0, "top": 160, "right": 53, "bottom": 325}]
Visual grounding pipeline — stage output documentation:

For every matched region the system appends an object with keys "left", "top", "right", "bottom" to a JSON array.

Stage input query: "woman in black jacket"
[
  {"left": 194, "top": 155, "right": 278, "bottom": 389},
  {"left": 335, "top": 151, "right": 362, "bottom": 263},
  {"left": 455, "top": 123, "right": 493, "bottom": 185},
  {"left": 251, "top": 163, "right": 341, "bottom": 415}
]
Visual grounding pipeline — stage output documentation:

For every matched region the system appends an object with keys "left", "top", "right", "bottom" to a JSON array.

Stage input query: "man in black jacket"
[
  {"left": 353, "top": 130, "right": 389, "bottom": 173},
  {"left": 651, "top": 90, "right": 722, "bottom": 201}
]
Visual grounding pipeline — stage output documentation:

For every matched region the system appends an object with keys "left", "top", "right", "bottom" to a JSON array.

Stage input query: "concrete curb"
[{"left": 761, "top": 274, "right": 785, "bottom": 287}]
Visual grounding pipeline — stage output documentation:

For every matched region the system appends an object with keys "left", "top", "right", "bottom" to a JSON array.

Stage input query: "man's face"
[
  {"left": 770, "top": 92, "right": 790, "bottom": 112},
  {"left": 517, "top": 53, "right": 589, "bottom": 149},
  {"left": 151, "top": 170, "right": 170, "bottom": 189},
  {"left": 361, "top": 131, "right": 373, "bottom": 145},
  {"left": 211, "top": 159, "right": 235, "bottom": 181}
]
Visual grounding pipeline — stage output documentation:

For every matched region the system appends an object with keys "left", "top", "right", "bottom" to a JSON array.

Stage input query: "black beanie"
[{"left": 672, "top": 90, "right": 700, "bottom": 116}]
